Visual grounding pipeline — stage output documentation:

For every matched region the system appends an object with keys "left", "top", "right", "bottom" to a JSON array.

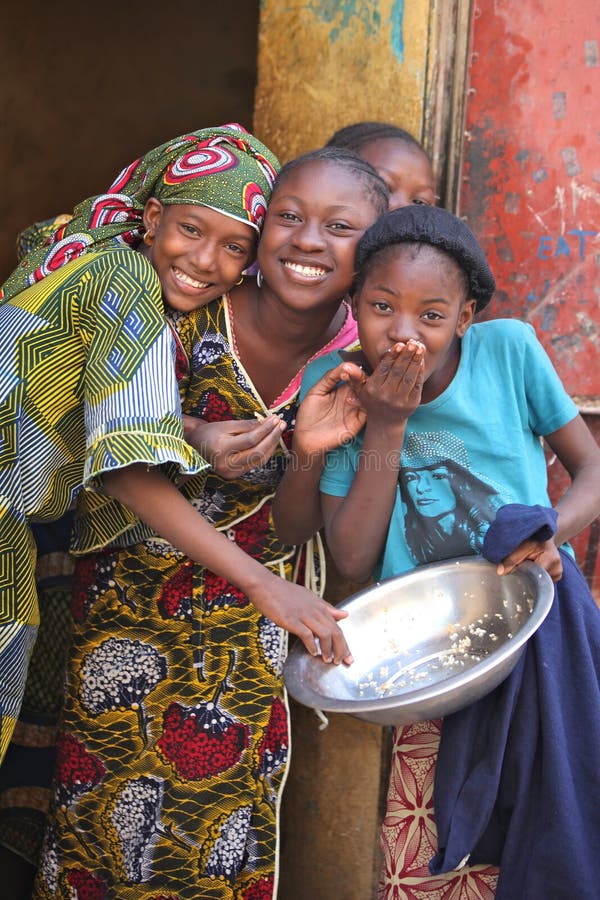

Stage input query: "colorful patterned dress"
[
  {"left": 0, "top": 248, "right": 205, "bottom": 762},
  {"left": 0, "top": 216, "right": 77, "bottom": 865},
  {"left": 33, "top": 296, "right": 358, "bottom": 900}
]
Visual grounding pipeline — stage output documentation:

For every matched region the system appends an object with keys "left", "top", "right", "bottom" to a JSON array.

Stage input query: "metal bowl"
[{"left": 284, "top": 556, "right": 554, "bottom": 726}]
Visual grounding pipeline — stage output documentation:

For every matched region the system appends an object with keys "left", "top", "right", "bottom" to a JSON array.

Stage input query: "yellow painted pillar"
[
  {"left": 255, "top": 0, "right": 434, "bottom": 161},
  {"left": 255, "top": 5, "right": 436, "bottom": 897}
]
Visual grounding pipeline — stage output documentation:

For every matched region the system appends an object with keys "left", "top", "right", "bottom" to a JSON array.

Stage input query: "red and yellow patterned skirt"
[{"left": 33, "top": 541, "right": 290, "bottom": 900}]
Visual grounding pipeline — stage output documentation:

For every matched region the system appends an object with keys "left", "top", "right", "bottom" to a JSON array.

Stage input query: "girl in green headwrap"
[{"left": 0, "top": 124, "right": 352, "bottom": 778}]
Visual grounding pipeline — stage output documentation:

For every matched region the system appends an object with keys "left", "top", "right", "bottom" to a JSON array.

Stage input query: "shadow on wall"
[{"left": 0, "top": 1, "right": 260, "bottom": 279}]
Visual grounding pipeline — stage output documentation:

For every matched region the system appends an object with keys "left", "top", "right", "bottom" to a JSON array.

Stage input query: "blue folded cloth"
[{"left": 430, "top": 503, "right": 600, "bottom": 899}]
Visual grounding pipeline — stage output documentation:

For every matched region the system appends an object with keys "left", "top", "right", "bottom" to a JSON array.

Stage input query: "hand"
[
  {"left": 248, "top": 575, "right": 353, "bottom": 666},
  {"left": 184, "top": 415, "right": 286, "bottom": 479},
  {"left": 294, "top": 362, "right": 367, "bottom": 456},
  {"left": 351, "top": 341, "right": 425, "bottom": 429},
  {"left": 497, "top": 538, "right": 563, "bottom": 582}
]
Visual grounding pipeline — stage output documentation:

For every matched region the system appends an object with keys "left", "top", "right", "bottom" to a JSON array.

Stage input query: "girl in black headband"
[{"left": 295, "top": 204, "right": 600, "bottom": 897}]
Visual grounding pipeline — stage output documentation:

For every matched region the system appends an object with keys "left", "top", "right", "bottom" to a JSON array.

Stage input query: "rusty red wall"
[{"left": 460, "top": 1, "right": 600, "bottom": 596}]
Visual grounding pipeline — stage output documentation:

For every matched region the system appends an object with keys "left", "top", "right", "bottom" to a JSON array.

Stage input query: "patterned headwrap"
[{"left": 1, "top": 123, "right": 280, "bottom": 302}]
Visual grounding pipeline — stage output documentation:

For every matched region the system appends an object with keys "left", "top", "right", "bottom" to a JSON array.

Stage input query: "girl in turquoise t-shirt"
[{"left": 292, "top": 204, "right": 600, "bottom": 897}]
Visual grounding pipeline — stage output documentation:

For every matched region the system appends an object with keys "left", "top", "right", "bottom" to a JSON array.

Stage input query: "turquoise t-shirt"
[{"left": 301, "top": 319, "right": 578, "bottom": 580}]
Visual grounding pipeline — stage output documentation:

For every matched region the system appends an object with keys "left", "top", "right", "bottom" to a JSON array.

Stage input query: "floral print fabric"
[
  {"left": 379, "top": 720, "right": 499, "bottom": 899},
  {"left": 34, "top": 544, "right": 289, "bottom": 900}
]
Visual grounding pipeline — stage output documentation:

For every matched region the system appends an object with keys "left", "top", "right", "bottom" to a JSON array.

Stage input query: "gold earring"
[
  {"left": 234, "top": 275, "right": 244, "bottom": 286},
  {"left": 143, "top": 230, "right": 154, "bottom": 246}
]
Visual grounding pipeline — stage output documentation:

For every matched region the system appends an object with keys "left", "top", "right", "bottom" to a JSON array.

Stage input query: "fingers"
[
  {"left": 331, "top": 607, "right": 349, "bottom": 620},
  {"left": 309, "top": 362, "right": 365, "bottom": 396},
  {"left": 371, "top": 341, "right": 424, "bottom": 391},
  {"left": 304, "top": 606, "right": 353, "bottom": 666},
  {"left": 331, "top": 629, "right": 354, "bottom": 666},
  {"left": 264, "top": 582, "right": 354, "bottom": 667},
  {"left": 358, "top": 342, "right": 424, "bottom": 421},
  {"left": 384, "top": 342, "right": 424, "bottom": 388},
  {"left": 296, "top": 625, "right": 319, "bottom": 658},
  {"left": 497, "top": 540, "right": 563, "bottom": 582},
  {"left": 201, "top": 415, "right": 286, "bottom": 478},
  {"left": 547, "top": 557, "right": 564, "bottom": 582},
  {"left": 226, "top": 422, "right": 286, "bottom": 474},
  {"left": 214, "top": 418, "right": 285, "bottom": 477},
  {"left": 226, "top": 416, "right": 284, "bottom": 452},
  {"left": 497, "top": 544, "right": 534, "bottom": 576}
]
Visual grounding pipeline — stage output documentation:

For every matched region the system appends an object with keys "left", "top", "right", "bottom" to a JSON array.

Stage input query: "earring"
[
  {"left": 143, "top": 230, "right": 154, "bottom": 246},
  {"left": 256, "top": 269, "right": 263, "bottom": 287},
  {"left": 234, "top": 275, "right": 244, "bottom": 286}
]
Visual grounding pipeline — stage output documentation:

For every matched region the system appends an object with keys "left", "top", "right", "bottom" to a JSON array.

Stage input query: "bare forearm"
[
  {"left": 554, "top": 461, "right": 600, "bottom": 545},
  {"left": 272, "top": 450, "right": 325, "bottom": 545},
  {"left": 325, "top": 426, "right": 404, "bottom": 582},
  {"left": 102, "top": 464, "right": 271, "bottom": 596},
  {"left": 101, "top": 464, "right": 354, "bottom": 665},
  {"left": 545, "top": 417, "right": 600, "bottom": 546}
]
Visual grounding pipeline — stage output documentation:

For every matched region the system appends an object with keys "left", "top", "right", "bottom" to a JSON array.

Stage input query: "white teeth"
[
  {"left": 173, "top": 267, "right": 210, "bottom": 289},
  {"left": 283, "top": 261, "right": 327, "bottom": 278}
]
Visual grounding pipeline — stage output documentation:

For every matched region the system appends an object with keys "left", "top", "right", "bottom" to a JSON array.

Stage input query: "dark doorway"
[{"left": 1, "top": 2, "right": 260, "bottom": 278}]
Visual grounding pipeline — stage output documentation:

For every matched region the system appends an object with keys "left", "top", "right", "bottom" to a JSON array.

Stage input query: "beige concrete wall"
[
  {"left": 255, "top": 0, "right": 434, "bottom": 162},
  {"left": 280, "top": 699, "right": 392, "bottom": 900}
]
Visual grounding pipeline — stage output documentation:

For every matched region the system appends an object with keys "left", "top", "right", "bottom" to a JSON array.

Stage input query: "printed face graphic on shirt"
[
  {"left": 399, "top": 431, "right": 508, "bottom": 566},
  {"left": 403, "top": 464, "right": 456, "bottom": 519}
]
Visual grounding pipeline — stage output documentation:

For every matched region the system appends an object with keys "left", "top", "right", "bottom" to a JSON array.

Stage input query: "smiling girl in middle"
[{"left": 45, "top": 147, "right": 389, "bottom": 899}]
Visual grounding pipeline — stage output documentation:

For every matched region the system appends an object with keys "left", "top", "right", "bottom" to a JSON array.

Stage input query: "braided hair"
[
  {"left": 326, "top": 121, "right": 425, "bottom": 157},
  {"left": 275, "top": 146, "right": 390, "bottom": 217}
]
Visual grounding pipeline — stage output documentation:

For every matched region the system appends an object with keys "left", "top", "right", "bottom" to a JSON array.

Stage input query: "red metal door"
[{"left": 459, "top": 1, "right": 600, "bottom": 596}]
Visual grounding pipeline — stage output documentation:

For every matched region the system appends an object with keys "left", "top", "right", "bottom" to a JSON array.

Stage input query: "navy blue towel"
[{"left": 430, "top": 504, "right": 600, "bottom": 899}]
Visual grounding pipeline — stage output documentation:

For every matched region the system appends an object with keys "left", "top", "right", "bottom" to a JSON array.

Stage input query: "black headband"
[{"left": 355, "top": 205, "right": 496, "bottom": 312}]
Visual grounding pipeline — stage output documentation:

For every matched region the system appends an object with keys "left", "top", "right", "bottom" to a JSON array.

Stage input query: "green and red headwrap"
[{"left": 1, "top": 123, "right": 280, "bottom": 302}]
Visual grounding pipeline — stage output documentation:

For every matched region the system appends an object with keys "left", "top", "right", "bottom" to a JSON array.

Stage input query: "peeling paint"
[
  {"left": 551, "top": 331, "right": 584, "bottom": 354},
  {"left": 571, "top": 180, "right": 600, "bottom": 211},
  {"left": 552, "top": 91, "right": 566, "bottom": 120},
  {"left": 576, "top": 311, "right": 599, "bottom": 339},
  {"left": 494, "top": 233, "right": 514, "bottom": 261},
  {"left": 461, "top": 3, "right": 599, "bottom": 403},
  {"left": 307, "top": 0, "right": 381, "bottom": 43},
  {"left": 255, "top": 0, "right": 430, "bottom": 162},
  {"left": 561, "top": 146, "right": 581, "bottom": 177},
  {"left": 584, "top": 39, "right": 598, "bottom": 66},
  {"left": 504, "top": 192, "right": 521, "bottom": 213},
  {"left": 389, "top": 0, "right": 405, "bottom": 62}
]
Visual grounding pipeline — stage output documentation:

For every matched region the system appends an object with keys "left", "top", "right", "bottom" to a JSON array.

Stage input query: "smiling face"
[
  {"left": 141, "top": 199, "right": 256, "bottom": 313},
  {"left": 353, "top": 243, "right": 476, "bottom": 403},
  {"left": 256, "top": 159, "right": 384, "bottom": 313},
  {"left": 358, "top": 139, "right": 435, "bottom": 210}
]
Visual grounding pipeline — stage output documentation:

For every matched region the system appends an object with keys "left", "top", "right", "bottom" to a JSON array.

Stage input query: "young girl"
[
  {"left": 300, "top": 205, "right": 600, "bottom": 898},
  {"left": 0, "top": 125, "right": 354, "bottom": 894},
  {"left": 326, "top": 120, "right": 436, "bottom": 210},
  {"left": 272, "top": 123, "right": 436, "bottom": 545},
  {"left": 32, "top": 148, "right": 389, "bottom": 899}
]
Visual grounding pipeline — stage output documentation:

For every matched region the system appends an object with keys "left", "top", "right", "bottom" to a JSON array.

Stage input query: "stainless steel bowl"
[{"left": 283, "top": 556, "right": 554, "bottom": 726}]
